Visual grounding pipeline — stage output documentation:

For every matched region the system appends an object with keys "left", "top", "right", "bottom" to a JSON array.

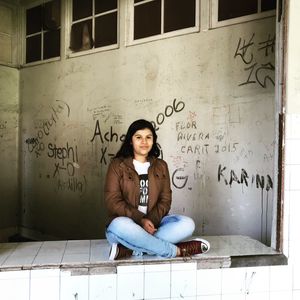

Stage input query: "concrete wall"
[
  {"left": 1, "top": 1, "right": 300, "bottom": 299},
  {"left": 0, "top": 1, "right": 19, "bottom": 241},
  {"left": 19, "top": 1, "right": 276, "bottom": 241},
  {"left": 0, "top": 65, "right": 19, "bottom": 239}
]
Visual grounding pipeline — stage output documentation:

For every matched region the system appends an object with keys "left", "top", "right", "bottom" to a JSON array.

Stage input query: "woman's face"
[{"left": 131, "top": 128, "right": 154, "bottom": 161}]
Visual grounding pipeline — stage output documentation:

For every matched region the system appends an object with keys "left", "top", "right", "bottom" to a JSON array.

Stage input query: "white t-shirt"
[{"left": 133, "top": 159, "right": 150, "bottom": 214}]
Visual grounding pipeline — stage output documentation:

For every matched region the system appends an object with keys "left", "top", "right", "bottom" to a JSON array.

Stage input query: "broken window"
[
  {"left": 25, "top": 0, "right": 61, "bottom": 64},
  {"left": 70, "top": 0, "right": 118, "bottom": 52},
  {"left": 133, "top": 0, "right": 197, "bottom": 40}
]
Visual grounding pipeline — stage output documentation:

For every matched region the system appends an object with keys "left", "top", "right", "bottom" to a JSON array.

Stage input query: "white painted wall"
[{"left": 19, "top": 1, "right": 276, "bottom": 242}]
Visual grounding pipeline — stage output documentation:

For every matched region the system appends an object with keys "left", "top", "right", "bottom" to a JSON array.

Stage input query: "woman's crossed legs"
[{"left": 105, "top": 214, "right": 195, "bottom": 258}]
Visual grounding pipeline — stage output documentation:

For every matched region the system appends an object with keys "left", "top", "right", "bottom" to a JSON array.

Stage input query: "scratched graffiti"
[
  {"left": 26, "top": 100, "right": 71, "bottom": 158},
  {"left": 175, "top": 119, "right": 238, "bottom": 156},
  {"left": 0, "top": 120, "right": 7, "bottom": 138},
  {"left": 88, "top": 105, "right": 111, "bottom": 121},
  {"left": 134, "top": 98, "right": 153, "bottom": 105},
  {"left": 171, "top": 160, "right": 209, "bottom": 191},
  {"left": 56, "top": 175, "right": 87, "bottom": 196},
  {"left": 234, "top": 33, "right": 275, "bottom": 88}
]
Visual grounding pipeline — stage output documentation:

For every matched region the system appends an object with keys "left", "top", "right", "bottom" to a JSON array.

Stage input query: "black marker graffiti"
[
  {"left": 100, "top": 147, "right": 115, "bottom": 165},
  {"left": 90, "top": 121, "right": 126, "bottom": 143},
  {"left": 214, "top": 143, "right": 239, "bottom": 154},
  {"left": 25, "top": 138, "right": 38, "bottom": 144},
  {"left": 234, "top": 33, "right": 275, "bottom": 88},
  {"left": 172, "top": 168, "right": 188, "bottom": 189},
  {"left": 90, "top": 121, "right": 126, "bottom": 165},
  {"left": 234, "top": 33, "right": 255, "bottom": 64},
  {"left": 27, "top": 100, "right": 71, "bottom": 158},
  {"left": 53, "top": 161, "right": 77, "bottom": 178},
  {"left": 217, "top": 164, "right": 273, "bottom": 191},
  {"left": 48, "top": 142, "right": 78, "bottom": 165},
  {"left": 151, "top": 98, "right": 185, "bottom": 131},
  {"left": 90, "top": 99, "right": 181, "bottom": 164},
  {"left": 180, "top": 144, "right": 209, "bottom": 155},
  {"left": 258, "top": 33, "right": 275, "bottom": 57}
]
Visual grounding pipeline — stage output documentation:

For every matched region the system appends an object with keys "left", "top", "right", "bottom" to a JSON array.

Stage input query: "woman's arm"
[{"left": 104, "top": 160, "right": 145, "bottom": 225}]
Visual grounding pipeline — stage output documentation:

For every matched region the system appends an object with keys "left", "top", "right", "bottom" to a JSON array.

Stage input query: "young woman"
[{"left": 105, "top": 119, "right": 210, "bottom": 260}]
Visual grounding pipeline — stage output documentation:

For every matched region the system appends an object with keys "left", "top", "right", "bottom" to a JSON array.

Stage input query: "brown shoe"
[
  {"left": 176, "top": 238, "right": 210, "bottom": 257},
  {"left": 109, "top": 243, "right": 133, "bottom": 260}
]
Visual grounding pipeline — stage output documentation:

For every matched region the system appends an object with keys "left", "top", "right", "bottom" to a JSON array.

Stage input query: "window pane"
[
  {"left": 134, "top": 0, "right": 145, "bottom": 3},
  {"left": 70, "top": 20, "right": 93, "bottom": 52},
  {"left": 95, "top": 0, "right": 117, "bottom": 14},
  {"left": 164, "top": 0, "right": 196, "bottom": 33},
  {"left": 72, "top": 0, "right": 92, "bottom": 21},
  {"left": 261, "top": 0, "right": 276, "bottom": 11},
  {"left": 44, "top": 0, "right": 61, "bottom": 30},
  {"left": 26, "top": 5, "right": 42, "bottom": 35},
  {"left": 26, "top": 35, "right": 41, "bottom": 63},
  {"left": 44, "top": 29, "right": 60, "bottom": 59},
  {"left": 95, "top": 12, "right": 117, "bottom": 48},
  {"left": 218, "top": 0, "right": 258, "bottom": 21},
  {"left": 134, "top": 0, "right": 161, "bottom": 40}
]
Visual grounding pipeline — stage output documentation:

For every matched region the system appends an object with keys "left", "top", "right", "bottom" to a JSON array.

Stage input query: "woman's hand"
[{"left": 141, "top": 218, "right": 157, "bottom": 235}]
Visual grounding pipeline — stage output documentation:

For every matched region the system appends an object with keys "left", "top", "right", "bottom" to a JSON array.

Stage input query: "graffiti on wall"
[
  {"left": 26, "top": 100, "right": 71, "bottom": 158},
  {"left": 217, "top": 164, "right": 273, "bottom": 191},
  {"left": 25, "top": 101, "right": 88, "bottom": 196},
  {"left": 0, "top": 120, "right": 7, "bottom": 138},
  {"left": 90, "top": 98, "right": 186, "bottom": 165},
  {"left": 151, "top": 98, "right": 185, "bottom": 131},
  {"left": 234, "top": 33, "right": 275, "bottom": 88},
  {"left": 90, "top": 121, "right": 126, "bottom": 165}
]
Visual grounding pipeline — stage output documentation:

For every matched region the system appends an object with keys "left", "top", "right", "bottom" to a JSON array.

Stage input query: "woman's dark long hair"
[{"left": 115, "top": 119, "right": 160, "bottom": 158}]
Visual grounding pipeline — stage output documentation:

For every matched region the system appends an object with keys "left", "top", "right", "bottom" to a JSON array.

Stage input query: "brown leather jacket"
[{"left": 104, "top": 156, "right": 172, "bottom": 227}]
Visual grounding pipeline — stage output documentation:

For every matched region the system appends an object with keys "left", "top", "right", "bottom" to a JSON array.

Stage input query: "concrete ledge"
[
  {"left": 0, "top": 235, "right": 287, "bottom": 274},
  {"left": 230, "top": 254, "right": 288, "bottom": 268}
]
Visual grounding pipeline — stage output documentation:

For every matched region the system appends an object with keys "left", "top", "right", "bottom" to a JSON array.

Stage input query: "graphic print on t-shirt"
[{"left": 139, "top": 174, "right": 149, "bottom": 209}]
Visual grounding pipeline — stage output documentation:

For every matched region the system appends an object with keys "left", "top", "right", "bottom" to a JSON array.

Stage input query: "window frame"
[
  {"left": 66, "top": 0, "right": 120, "bottom": 59},
  {"left": 126, "top": 0, "right": 200, "bottom": 47},
  {"left": 0, "top": 1, "right": 18, "bottom": 67},
  {"left": 210, "top": 0, "right": 276, "bottom": 29},
  {"left": 22, "top": 0, "right": 62, "bottom": 67}
]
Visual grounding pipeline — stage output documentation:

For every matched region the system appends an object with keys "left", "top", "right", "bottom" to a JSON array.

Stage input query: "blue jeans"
[{"left": 105, "top": 214, "right": 195, "bottom": 258}]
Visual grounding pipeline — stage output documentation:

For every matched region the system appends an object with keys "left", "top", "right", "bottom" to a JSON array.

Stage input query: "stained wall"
[{"left": 19, "top": 4, "right": 276, "bottom": 242}]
